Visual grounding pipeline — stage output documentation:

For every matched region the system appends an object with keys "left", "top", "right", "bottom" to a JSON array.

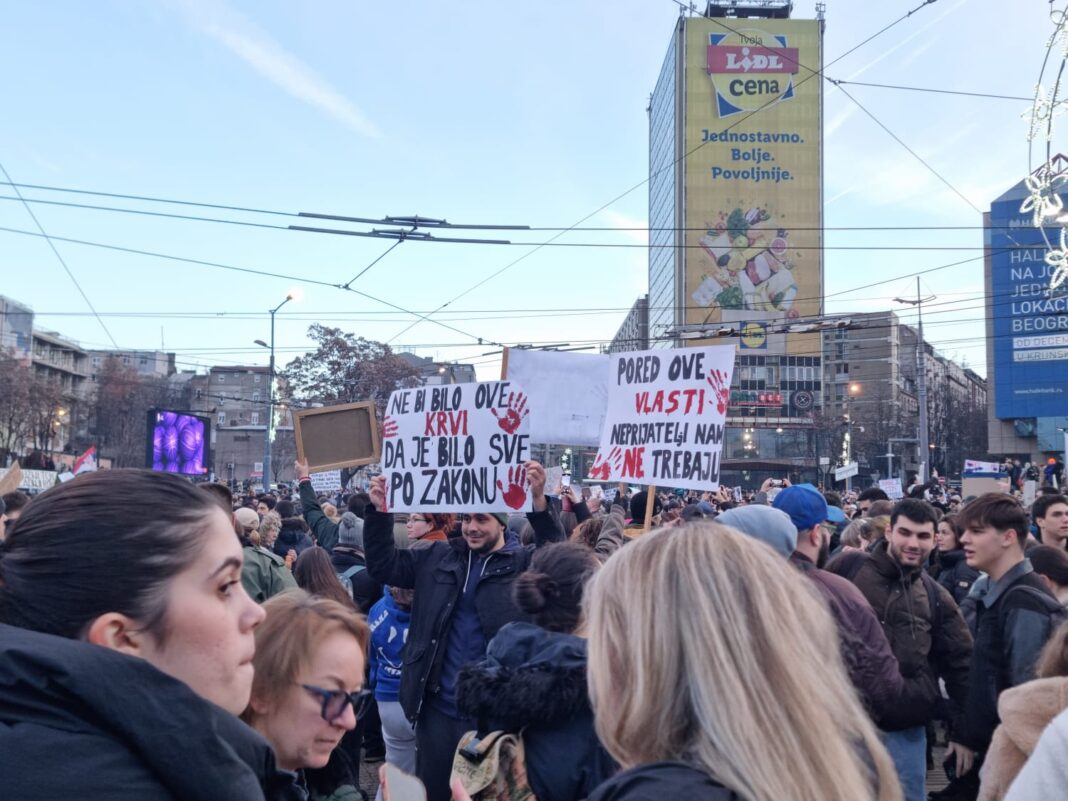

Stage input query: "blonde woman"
[{"left": 584, "top": 522, "right": 902, "bottom": 801}]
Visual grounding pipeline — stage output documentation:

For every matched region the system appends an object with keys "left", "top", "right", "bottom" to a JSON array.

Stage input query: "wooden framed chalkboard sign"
[{"left": 293, "top": 401, "right": 381, "bottom": 473}]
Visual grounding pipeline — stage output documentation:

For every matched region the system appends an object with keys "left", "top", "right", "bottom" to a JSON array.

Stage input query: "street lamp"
[
  {"left": 253, "top": 290, "right": 299, "bottom": 491},
  {"left": 844, "top": 382, "right": 861, "bottom": 492},
  {"left": 894, "top": 279, "right": 936, "bottom": 484}
]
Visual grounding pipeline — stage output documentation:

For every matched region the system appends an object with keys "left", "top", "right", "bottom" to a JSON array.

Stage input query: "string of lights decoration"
[{"left": 1024, "top": 3, "right": 1068, "bottom": 291}]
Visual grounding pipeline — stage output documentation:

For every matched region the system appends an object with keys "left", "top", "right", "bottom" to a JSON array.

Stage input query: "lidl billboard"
[
  {"left": 990, "top": 187, "right": 1068, "bottom": 419},
  {"left": 683, "top": 18, "right": 822, "bottom": 329}
]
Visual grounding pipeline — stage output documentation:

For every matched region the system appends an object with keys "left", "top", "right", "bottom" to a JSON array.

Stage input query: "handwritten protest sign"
[
  {"left": 382, "top": 380, "right": 532, "bottom": 513},
  {"left": 588, "top": 346, "right": 735, "bottom": 492},
  {"left": 309, "top": 470, "right": 344, "bottom": 494},
  {"left": 878, "top": 478, "right": 904, "bottom": 500}
]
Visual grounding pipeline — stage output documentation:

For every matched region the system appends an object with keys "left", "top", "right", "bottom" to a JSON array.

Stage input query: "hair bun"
[{"left": 514, "top": 570, "right": 557, "bottom": 614}]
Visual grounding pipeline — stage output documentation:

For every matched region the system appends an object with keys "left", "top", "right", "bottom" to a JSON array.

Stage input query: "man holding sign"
[
  {"left": 589, "top": 346, "right": 735, "bottom": 493},
  {"left": 365, "top": 380, "right": 565, "bottom": 801}
]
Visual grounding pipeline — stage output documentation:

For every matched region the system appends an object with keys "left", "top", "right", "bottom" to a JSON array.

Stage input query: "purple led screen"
[{"left": 150, "top": 410, "right": 207, "bottom": 475}]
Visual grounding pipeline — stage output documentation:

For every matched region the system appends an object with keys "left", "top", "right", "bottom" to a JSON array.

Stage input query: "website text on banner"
[
  {"left": 382, "top": 380, "right": 532, "bottom": 513},
  {"left": 588, "top": 347, "right": 735, "bottom": 492}
]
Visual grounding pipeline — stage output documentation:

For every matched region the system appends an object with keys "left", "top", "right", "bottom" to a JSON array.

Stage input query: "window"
[
  {"left": 250, "top": 412, "right": 260, "bottom": 425},
  {"left": 252, "top": 391, "right": 260, "bottom": 402},
  {"left": 217, "top": 374, "right": 225, "bottom": 383},
  {"left": 217, "top": 412, "right": 226, "bottom": 426},
  {"left": 254, "top": 373, "right": 261, "bottom": 383}
]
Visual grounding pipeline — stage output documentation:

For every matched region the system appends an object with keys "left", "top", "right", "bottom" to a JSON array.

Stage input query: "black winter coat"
[
  {"left": 457, "top": 622, "right": 617, "bottom": 801},
  {"left": 930, "top": 549, "right": 980, "bottom": 605},
  {"left": 363, "top": 507, "right": 565, "bottom": 722},
  {"left": 827, "top": 541, "right": 973, "bottom": 731},
  {"left": 956, "top": 561, "right": 1063, "bottom": 751},
  {"left": 330, "top": 544, "right": 382, "bottom": 615},
  {"left": 0, "top": 624, "right": 302, "bottom": 801},
  {"left": 588, "top": 763, "right": 739, "bottom": 801},
  {"left": 274, "top": 520, "right": 314, "bottom": 558}
]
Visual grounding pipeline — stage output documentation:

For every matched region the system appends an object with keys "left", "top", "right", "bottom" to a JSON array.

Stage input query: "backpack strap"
[{"left": 339, "top": 564, "right": 366, "bottom": 581}]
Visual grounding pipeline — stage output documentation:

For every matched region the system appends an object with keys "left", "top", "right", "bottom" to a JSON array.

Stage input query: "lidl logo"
[
  {"left": 707, "top": 29, "right": 799, "bottom": 118},
  {"left": 740, "top": 322, "right": 767, "bottom": 349}
]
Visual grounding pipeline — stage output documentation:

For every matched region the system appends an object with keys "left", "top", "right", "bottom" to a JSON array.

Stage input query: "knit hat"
[
  {"left": 338, "top": 512, "right": 364, "bottom": 548},
  {"left": 716, "top": 505, "right": 798, "bottom": 558},
  {"left": 492, "top": 513, "right": 509, "bottom": 528},
  {"left": 234, "top": 507, "right": 260, "bottom": 532},
  {"left": 772, "top": 484, "right": 830, "bottom": 532}
]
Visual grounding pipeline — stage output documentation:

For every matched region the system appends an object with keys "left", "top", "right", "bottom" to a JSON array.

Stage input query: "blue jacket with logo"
[{"left": 367, "top": 590, "right": 411, "bottom": 703}]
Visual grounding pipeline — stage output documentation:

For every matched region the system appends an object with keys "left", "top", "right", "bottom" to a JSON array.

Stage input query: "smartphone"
[
  {"left": 562, "top": 474, "right": 572, "bottom": 488},
  {"left": 384, "top": 763, "right": 428, "bottom": 801}
]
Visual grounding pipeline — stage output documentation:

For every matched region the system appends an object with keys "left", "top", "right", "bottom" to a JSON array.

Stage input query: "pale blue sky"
[{"left": 0, "top": 0, "right": 1055, "bottom": 379}]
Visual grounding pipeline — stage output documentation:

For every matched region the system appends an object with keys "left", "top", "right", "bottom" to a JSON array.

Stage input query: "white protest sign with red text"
[
  {"left": 589, "top": 346, "right": 734, "bottom": 492},
  {"left": 382, "top": 380, "right": 532, "bottom": 513}
]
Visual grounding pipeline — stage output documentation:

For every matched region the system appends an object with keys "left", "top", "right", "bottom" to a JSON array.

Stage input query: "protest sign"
[
  {"left": 544, "top": 465, "right": 564, "bottom": 494},
  {"left": 503, "top": 348, "right": 609, "bottom": 446},
  {"left": 0, "top": 463, "right": 22, "bottom": 495},
  {"left": 293, "top": 401, "right": 380, "bottom": 473},
  {"left": 588, "top": 346, "right": 735, "bottom": 492},
  {"left": 0, "top": 466, "right": 58, "bottom": 493},
  {"left": 878, "top": 478, "right": 904, "bottom": 500},
  {"left": 382, "top": 380, "right": 532, "bottom": 513},
  {"left": 309, "top": 470, "right": 344, "bottom": 494},
  {"left": 963, "top": 459, "right": 1003, "bottom": 475}
]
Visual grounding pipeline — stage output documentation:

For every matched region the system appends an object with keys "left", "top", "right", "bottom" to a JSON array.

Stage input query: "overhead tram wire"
[
  {"left": 0, "top": 181, "right": 1044, "bottom": 234},
  {"left": 0, "top": 220, "right": 1019, "bottom": 319},
  {"left": 0, "top": 222, "right": 504, "bottom": 349},
  {"left": 383, "top": 0, "right": 949, "bottom": 344},
  {"left": 824, "top": 79, "right": 1033, "bottom": 103},
  {"left": 0, "top": 162, "right": 120, "bottom": 349}
]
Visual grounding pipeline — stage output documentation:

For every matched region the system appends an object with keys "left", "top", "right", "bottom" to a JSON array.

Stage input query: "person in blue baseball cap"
[{"left": 773, "top": 484, "right": 834, "bottom": 568}]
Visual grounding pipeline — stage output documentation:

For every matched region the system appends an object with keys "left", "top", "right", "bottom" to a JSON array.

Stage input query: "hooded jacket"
[
  {"left": 931, "top": 549, "right": 981, "bottom": 605},
  {"left": 363, "top": 506, "right": 565, "bottom": 723},
  {"left": 274, "top": 518, "right": 314, "bottom": 559},
  {"left": 368, "top": 590, "right": 412, "bottom": 703},
  {"left": 979, "top": 677, "right": 1068, "bottom": 801},
  {"left": 827, "top": 540, "right": 973, "bottom": 731},
  {"left": 457, "top": 622, "right": 617, "bottom": 801},
  {"left": 0, "top": 624, "right": 302, "bottom": 801}
]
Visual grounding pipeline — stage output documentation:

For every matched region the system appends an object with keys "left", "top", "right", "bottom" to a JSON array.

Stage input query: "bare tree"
[{"left": 0, "top": 349, "right": 32, "bottom": 464}]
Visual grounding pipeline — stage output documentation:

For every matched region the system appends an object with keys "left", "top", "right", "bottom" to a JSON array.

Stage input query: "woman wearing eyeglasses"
[
  {"left": 406, "top": 512, "right": 453, "bottom": 543},
  {"left": 243, "top": 590, "right": 370, "bottom": 801},
  {"left": 0, "top": 470, "right": 300, "bottom": 801}
]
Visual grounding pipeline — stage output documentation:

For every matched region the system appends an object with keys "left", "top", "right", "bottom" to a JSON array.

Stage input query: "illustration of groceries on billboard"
[{"left": 691, "top": 204, "right": 799, "bottom": 322}]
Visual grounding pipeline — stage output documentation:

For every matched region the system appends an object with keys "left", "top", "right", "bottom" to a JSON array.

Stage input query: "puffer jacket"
[
  {"left": 0, "top": 624, "right": 302, "bottom": 801},
  {"left": 457, "top": 622, "right": 617, "bottom": 801},
  {"left": 979, "top": 677, "right": 1068, "bottom": 801},
  {"left": 931, "top": 549, "right": 981, "bottom": 605},
  {"left": 827, "top": 540, "right": 973, "bottom": 731},
  {"left": 790, "top": 551, "right": 937, "bottom": 727},
  {"left": 364, "top": 506, "right": 566, "bottom": 722},
  {"left": 274, "top": 519, "right": 314, "bottom": 559}
]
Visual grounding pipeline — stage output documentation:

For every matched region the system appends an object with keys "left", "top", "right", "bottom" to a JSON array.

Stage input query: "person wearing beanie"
[
  {"left": 716, "top": 496, "right": 937, "bottom": 743},
  {"left": 330, "top": 510, "right": 382, "bottom": 615},
  {"left": 293, "top": 458, "right": 373, "bottom": 553},
  {"left": 624, "top": 490, "right": 662, "bottom": 539},
  {"left": 363, "top": 461, "right": 566, "bottom": 801}
]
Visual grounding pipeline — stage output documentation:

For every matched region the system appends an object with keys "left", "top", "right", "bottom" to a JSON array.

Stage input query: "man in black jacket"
[
  {"left": 365, "top": 460, "right": 564, "bottom": 801},
  {"left": 942, "top": 493, "right": 1064, "bottom": 798}
]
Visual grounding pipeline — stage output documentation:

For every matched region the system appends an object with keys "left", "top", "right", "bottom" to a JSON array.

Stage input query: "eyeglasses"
[{"left": 301, "top": 684, "right": 373, "bottom": 723}]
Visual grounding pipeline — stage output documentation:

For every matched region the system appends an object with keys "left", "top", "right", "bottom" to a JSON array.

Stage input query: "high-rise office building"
[{"left": 642, "top": 1, "right": 828, "bottom": 484}]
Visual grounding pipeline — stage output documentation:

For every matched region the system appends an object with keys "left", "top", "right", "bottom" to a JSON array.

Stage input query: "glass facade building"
[{"left": 647, "top": 27, "right": 680, "bottom": 349}]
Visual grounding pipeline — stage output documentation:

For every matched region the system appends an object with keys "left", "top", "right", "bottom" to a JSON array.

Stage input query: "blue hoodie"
[{"left": 367, "top": 589, "right": 411, "bottom": 703}]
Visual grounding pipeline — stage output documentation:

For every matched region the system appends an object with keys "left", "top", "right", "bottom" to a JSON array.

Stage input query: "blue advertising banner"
[{"left": 990, "top": 188, "right": 1068, "bottom": 419}]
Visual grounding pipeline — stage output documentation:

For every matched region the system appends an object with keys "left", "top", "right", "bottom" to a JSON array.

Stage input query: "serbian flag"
[{"left": 74, "top": 445, "right": 98, "bottom": 475}]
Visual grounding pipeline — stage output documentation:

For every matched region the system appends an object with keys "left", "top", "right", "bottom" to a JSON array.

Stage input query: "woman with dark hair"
[
  {"left": 1028, "top": 545, "right": 1068, "bottom": 606},
  {"left": 0, "top": 470, "right": 300, "bottom": 801},
  {"left": 275, "top": 503, "right": 315, "bottom": 565},
  {"left": 456, "top": 542, "right": 616, "bottom": 801},
  {"left": 929, "top": 512, "right": 980, "bottom": 604},
  {"left": 293, "top": 546, "right": 357, "bottom": 610}
]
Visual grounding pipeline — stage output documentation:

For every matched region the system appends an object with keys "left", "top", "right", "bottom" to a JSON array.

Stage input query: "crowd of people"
[{"left": 2, "top": 460, "right": 1068, "bottom": 801}]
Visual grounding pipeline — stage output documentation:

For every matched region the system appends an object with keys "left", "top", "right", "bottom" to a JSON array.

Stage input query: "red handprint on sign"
[
  {"left": 706, "top": 369, "right": 730, "bottom": 415},
  {"left": 496, "top": 464, "right": 528, "bottom": 510},
  {"left": 491, "top": 392, "right": 529, "bottom": 434},
  {"left": 382, "top": 416, "right": 399, "bottom": 438},
  {"left": 588, "top": 447, "right": 623, "bottom": 481}
]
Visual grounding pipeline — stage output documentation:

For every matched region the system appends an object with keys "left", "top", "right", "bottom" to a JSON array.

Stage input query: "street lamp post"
[
  {"left": 894, "top": 279, "right": 936, "bottom": 484},
  {"left": 845, "top": 382, "right": 860, "bottom": 492},
  {"left": 254, "top": 291, "right": 298, "bottom": 491}
]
